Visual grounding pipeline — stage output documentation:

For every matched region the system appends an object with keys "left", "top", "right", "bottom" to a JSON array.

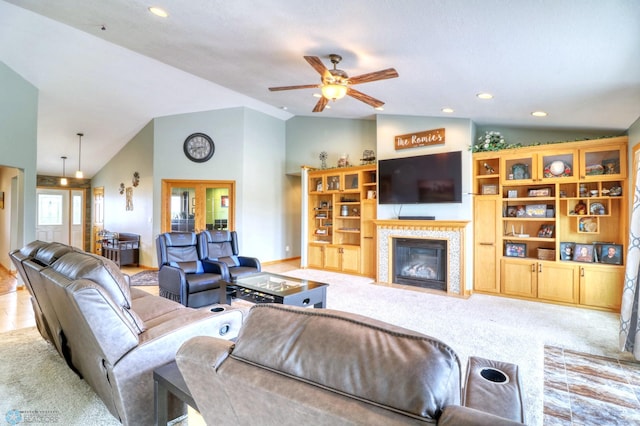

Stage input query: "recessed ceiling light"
[
  {"left": 313, "top": 93, "right": 322, "bottom": 98},
  {"left": 442, "top": 107, "right": 454, "bottom": 113},
  {"left": 149, "top": 7, "right": 169, "bottom": 18},
  {"left": 325, "top": 105, "right": 331, "bottom": 109},
  {"left": 374, "top": 106, "right": 384, "bottom": 111},
  {"left": 477, "top": 93, "right": 493, "bottom": 100},
  {"left": 531, "top": 111, "right": 548, "bottom": 117}
]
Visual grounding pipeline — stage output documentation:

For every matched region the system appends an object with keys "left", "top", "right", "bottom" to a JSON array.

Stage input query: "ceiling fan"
[{"left": 269, "top": 54, "right": 399, "bottom": 112}]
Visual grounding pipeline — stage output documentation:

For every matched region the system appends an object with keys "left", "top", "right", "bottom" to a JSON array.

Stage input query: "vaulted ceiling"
[{"left": 1, "top": 0, "right": 639, "bottom": 177}]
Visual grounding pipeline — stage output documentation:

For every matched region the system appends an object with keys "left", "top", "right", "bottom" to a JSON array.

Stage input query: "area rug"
[
  {"left": 129, "top": 270, "right": 158, "bottom": 286},
  {"left": 543, "top": 345, "right": 640, "bottom": 425},
  {"left": 0, "top": 327, "right": 120, "bottom": 425}
]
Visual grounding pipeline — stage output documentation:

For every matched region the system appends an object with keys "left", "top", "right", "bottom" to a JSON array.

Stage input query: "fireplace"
[
  {"left": 374, "top": 219, "right": 469, "bottom": 296},
  {"left": 393, "top": 238, "right": 447, "bottom": 291}
]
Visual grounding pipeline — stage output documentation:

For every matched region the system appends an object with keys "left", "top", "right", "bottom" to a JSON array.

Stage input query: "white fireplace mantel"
[{"left": 374, "top": 220, "right": 470, "bottom": 296}]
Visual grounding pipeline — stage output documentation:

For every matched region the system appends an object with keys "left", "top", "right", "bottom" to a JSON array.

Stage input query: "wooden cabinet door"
[
  {"left": 324, "top": 245, "right": 341, "bottom": 271},
  {"left": 474, "top": 198, "right": 499, "bottom": 292},
  {"left": 501, "top": 258, "right": 537, "bottom": 297},
  {"left": 341, "top": 246, "right": 361, "bottom": 274},
  {"left": 579, "top": 265, "right": 624, "bottom": 310},
  {"left": 308, "top": 244, "right": 325, "bottom": 269},
  {"left": 537, "top": 261, "right": 579, "bottom": 303}
]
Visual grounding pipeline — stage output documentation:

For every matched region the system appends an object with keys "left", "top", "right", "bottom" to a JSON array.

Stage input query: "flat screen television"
[{"left": 378, "top": 151, "right": 462, "bottom": 204}]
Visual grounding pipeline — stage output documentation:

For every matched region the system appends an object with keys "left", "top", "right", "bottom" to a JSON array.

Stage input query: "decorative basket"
[{"left": 537, "top": 248, "right": 556, "bottom": 260}]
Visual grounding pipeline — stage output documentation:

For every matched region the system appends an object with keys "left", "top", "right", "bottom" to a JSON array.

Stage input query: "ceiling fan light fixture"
[{"left": 321, "top": 83, "right": 347, "bottom": 101}]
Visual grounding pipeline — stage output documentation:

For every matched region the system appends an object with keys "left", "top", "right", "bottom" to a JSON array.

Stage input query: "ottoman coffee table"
[{"left": 219, "top": 272, "right": 328, "bottom": 308}]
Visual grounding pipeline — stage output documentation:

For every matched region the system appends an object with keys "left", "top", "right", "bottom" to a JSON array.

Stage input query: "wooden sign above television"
[{"left": 394, "top": 128, "right": 445, "bottom": 150}]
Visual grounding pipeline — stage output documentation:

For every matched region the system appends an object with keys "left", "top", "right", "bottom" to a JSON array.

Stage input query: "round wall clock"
[{"left": 183, "top": 133, "right": 215, "bottom": 162}]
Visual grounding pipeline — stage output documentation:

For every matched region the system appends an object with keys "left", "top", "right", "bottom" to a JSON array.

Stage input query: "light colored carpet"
[{"left": 2, "top": 268, "right": 629, "bottom": 426}]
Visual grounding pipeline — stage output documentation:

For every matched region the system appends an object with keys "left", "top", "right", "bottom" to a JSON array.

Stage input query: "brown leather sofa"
[
  {"left": 10, "top": 241, "right": 244, "bottom": 426},
  {"left": 177, "top": 304, "right": 524, "bottom": 425}
]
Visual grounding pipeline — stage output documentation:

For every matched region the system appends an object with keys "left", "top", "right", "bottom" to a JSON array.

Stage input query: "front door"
[{"left": 36, "top": 188, "right": 84, "bottom": 249}]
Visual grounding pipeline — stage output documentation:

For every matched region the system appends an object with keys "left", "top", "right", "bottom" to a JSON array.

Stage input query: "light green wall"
[
  {"left": 0, "top": 62, "right": 38, "bottom": 270},
  {"left": 150, "top": 107, "right": 286, "bottom": 265},
  {"left": 285, "top": 116, "right": 376, "bottom": 173},
  {"left": 92, "top": 121, "right": 155, "bottom": 265},
  {"left": 241, "top": 108, "right": 287, "bottom": 259}
]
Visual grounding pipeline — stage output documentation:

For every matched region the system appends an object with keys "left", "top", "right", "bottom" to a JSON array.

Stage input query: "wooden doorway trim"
[{"left": 161, "top": 179, "right": 236, "bottom": 233}]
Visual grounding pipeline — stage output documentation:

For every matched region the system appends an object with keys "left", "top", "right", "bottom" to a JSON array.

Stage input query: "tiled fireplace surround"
[{"left": 374, "top": 220, "right": 470, "bottom": 296}]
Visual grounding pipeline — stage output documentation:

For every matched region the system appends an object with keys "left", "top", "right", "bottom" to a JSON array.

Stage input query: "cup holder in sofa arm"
[
  {"left": 463, "top": 356, "right": 524, "bottom": 423},
  {"left": 479, "top": 367, "right": 509, "bottom": 384}
]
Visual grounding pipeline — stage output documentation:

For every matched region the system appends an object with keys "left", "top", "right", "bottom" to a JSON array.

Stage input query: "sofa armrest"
[
  {"left": 462, "top": 356, "right": 524, "bottom": 423},
  {"left": 158, "top": 265, "right": 187, "bottom": 297},
  {"left": 238, "top": 256, "right": 261, "bottom": 270},
  {"left": 202, "top": 259, "right": 231, "bottom": 281},
  {"left": 175, "top": 336, "right": 238, "bottom": 424},
  {"left": 110, "top": 309, "right": 243, "bottom": 425},
  {"left": 438, "top": 405, "right": 523, "bottom": 426}
]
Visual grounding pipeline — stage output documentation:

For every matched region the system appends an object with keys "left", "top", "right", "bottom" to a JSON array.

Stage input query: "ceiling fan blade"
[
  {"left": 347, "top": 88, "right": 385, "bottom": 108},
  {"left": 269, "top": 84, "right": 319, "bottom": 91},
  {"left": 304, "top": 56, "right": 328, "bottom": 74},
  {"left": 312, "top": 96, "right": 329, "bottom": 113},
  {"left": 348, "top": 68, "right": 399, "bottom": 85}
]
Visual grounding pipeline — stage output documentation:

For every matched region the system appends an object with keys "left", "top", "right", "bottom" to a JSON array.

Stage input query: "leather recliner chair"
[
  {"left": 156, "top": 232, "right": 227, "bottom": 308},
  {"left": 198, "top": 230, "right": 261, "bottom": 282}
]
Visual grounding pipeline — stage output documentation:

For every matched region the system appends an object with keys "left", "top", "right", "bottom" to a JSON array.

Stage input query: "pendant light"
[
  {"left": 60, "top": 156, "right": 68, "bottom": 186},
  {"left": 75, "top": 132, "right": 84, "bottom": 179}
]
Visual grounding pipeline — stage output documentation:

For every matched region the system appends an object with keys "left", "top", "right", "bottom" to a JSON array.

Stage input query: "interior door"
[{"left": 162, "top": 180, "right": 235, "bottom": 233}]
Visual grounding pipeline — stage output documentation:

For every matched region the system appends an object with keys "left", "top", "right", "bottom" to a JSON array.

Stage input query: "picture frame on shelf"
[
  {"left": 600, "top": 244, "right": 622, "bottom": 265},
  {"left": 481, "top": 184, "right": 498, "bottom": 195},
  {"left": 506, "top": 206, "right": 517, "bottom": 217},
  {"left": 525, "top": 204, "right": 547, "bottom": 218},
  {"left": 578, "top": 216, "right": 598, "bottom": 233},
  {"left": 573, "top": 244, "right": 594, "bottom": 263},
  {"left": 507, "top": 190, "right": 518, "bottom": 198},
  {"left": 559, "top": 242, "right": 575, "bottom": 260},
  {"left": 528, "top": 187, "right": 552, "bottom": 197},
  {"left": 537, "top": 224, "right": 555, "bottom": 238},
  {"left": 505, "top": 242, "right": 527, "bottom": 258}
]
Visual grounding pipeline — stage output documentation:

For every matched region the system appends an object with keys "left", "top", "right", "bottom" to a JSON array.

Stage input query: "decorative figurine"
[
  {"left": 319, "top": 151, "right": 328, "bottom": 169},
  {"left": 361, "top": 150, "right": 376, "bottom": 165}
]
